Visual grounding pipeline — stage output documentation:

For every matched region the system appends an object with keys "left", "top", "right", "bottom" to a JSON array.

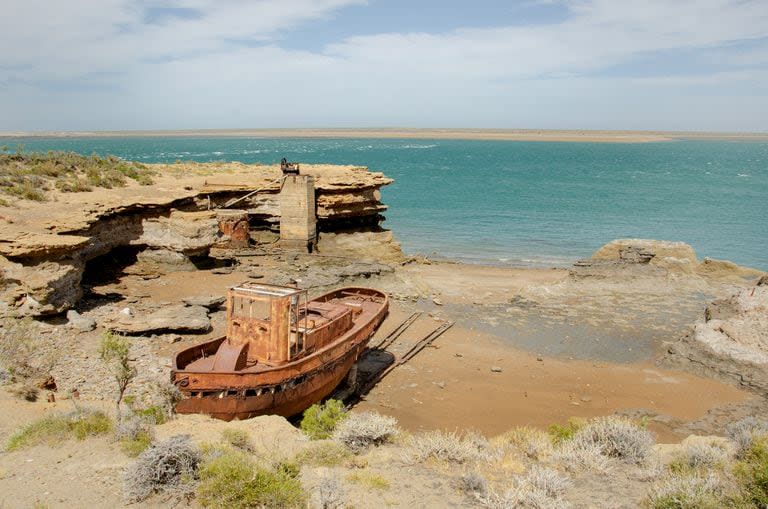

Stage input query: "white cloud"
[{"left": 1, "top": 0, "right": 767, "bottom": 130}]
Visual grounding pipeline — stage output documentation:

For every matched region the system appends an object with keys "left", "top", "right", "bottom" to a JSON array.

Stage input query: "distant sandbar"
[{"left": 2, "top": 128, "right": 768, "bottom": 143}]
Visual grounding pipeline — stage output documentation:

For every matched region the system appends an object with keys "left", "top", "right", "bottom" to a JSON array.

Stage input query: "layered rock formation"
[
  {"left": 0, "top": 162, "right": 395, "bottom": 316},
  {"left": 665, "top": 277, "right": 768, "bottom": 392},
  {"left": 587, "top": 239, "right": 765, "bottom": 280}
]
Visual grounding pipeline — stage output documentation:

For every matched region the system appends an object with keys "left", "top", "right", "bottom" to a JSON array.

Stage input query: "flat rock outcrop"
[
  {"left": 108, "top": 304, "right": 211, "bottom": 335},
  {"left": 0, "top": 162, "right": 393, "bottom": 316},
  {"left": 665, "top": 278, "right": 768, "bottom": 392}
]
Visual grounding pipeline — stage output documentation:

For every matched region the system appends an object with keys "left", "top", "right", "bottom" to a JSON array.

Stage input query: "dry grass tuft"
[
  {"left": 5, "top": 411, "right": 112, "bottom": 451},
  {"left": 494, "top": 426, "right": 553, "bottom": 460},
  {"left": 669, "top": 439, "right": 732, "bottom": 474},
  {"left": 332, "top": 411, "right": 399, "bottom": 452}
]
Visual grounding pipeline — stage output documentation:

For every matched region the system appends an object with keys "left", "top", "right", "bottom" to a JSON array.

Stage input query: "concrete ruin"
[{"left": 279, "top": 175, "right": 317, "bottom": 253}]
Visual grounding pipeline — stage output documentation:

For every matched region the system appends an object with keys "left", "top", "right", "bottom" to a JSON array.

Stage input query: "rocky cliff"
[{"left": 0, "top": 162, "right": 395, "bottom": 316}]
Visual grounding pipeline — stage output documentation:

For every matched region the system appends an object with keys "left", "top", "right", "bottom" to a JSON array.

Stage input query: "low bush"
[
  {"left": 300, "top": 399, "right": 347, "bottom": 440},
  {"left": 5, "top": 411, "right": 113, "bottom": 451},
  {"left": 404, "top": 430, "right": 491, "bottom": 464},
  {"left": 669, "top": 439, "right": 732, "bottom": 474},
  {"left": 644, "top": 472, "right": 727, "bottom": 509},
  {"left": 553, "top": 438, "right": 614, "bottom": 472},
  {"left": 0, "top": 317, "right": 58, "bottom": 382},
  {"left": 477, "top": 466, "right": 571, "bottom": 509},
  {"left": 728, "top": 417, "right": 768, "bottom": 458},
  {"left": 196, "top": 448, "right": 305, "bottom": 508},
  {"left": 457, "top": 471, "right": 488, "bottom": 498},
  {"left": 568, "top": 416, "right": 654, "bottom": 465},
  {"left": 123, "top": 435, "right": 200, "bottom": 502},
  {"left": 332, "top": 411, "right": 399, "bottom": 452}
]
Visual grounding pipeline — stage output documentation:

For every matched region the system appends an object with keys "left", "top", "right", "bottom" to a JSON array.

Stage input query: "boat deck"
[{"left": 183, "top": 291, "right": 384, "bottom": 373}]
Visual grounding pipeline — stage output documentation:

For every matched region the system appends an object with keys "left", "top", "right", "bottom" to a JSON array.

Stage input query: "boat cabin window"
[{"left": 231, "top": 295, "right": 271, "bottom": 322}]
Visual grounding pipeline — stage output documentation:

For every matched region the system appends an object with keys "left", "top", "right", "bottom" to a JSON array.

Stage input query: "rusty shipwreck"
[{"left": 172, "top": 282, "right": 388, "bottom": 420}]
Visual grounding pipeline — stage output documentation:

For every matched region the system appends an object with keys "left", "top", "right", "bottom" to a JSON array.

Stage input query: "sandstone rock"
[
  {"left": 136, "top": 210, "right": 220, "bottom": 255},
  {"left": 182, "top": 295, "right": 226, "bottom": 309},
  {"left": 132, "top": 248, "right": 197, "bottom": 273},
  {"left": 491, "top": 366, "right": 503, "bottom": 373},
  {"left": 0, "top": 256, "right": 83, "bottom": 317},
  {"left": 317, "top": 230, "right": 404, "bottom": 264},
  {"left": 665, "top": 282, "right": 768, "bottom": 393},
  {"left": 66, "top": 310, "right": 96, "bottom": 332},
  {"left": 694, "top": 257, "right": 766, "bottom": 281},
  {"left": 592, "top": 239, "right": 698, "bottom": 273},
  {"left": 109, "top": 304, "right": 211, "bottom": 335}
]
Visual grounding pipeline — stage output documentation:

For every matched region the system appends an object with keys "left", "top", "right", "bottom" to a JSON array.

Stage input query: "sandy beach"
[{"left": 3, "top": 128, "right": 768, "bottom": 143}]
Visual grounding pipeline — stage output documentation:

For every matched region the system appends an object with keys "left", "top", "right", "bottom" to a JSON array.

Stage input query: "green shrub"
[
  {"left": 548, "top": 417, "right": 586, "bottom": 445},
  {"left": 644, "top": 473, "right": 727, "bottom": 509},
  {"left": 197, "top": 449, "right": 306, "bottom": 508},
  {"left": 735, "top": 436, "right": 768, "bottom": 507},
  {"left": 299, "top": 399, "right": 347, "bottom": 440},
  {"left": 5, "top": 411, "right": 113, "bottom": 451}
]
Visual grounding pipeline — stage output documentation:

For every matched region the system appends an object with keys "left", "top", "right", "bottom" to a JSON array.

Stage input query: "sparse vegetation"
[
  {"left": 0, "top": 150, "right": 155, "bottom": 203},
  {"left": 0, "top": 317, "right": 58, "bottom": 383},
  {"left": 332, "top": 411, "right": 399, "bottom": 452},
  {"left": 99, "top": 331, "right": 136, "bottom": 419},
  {"left": 316, "top": 475, "right": 345, "bottom": 509},
  {"left": 728, "top": 417, "right": 768, "bottom": 457},
  {"left": 123, "top": 435, "right": 200, "bottom": 502},
  {"left": 196, "top": 447, "right": 306, "bottom": 508},
  {"left": 300, "top": 399, "right": 347, "bottom": 440},
  {"left": 5, "top": 411, "right": 113, "bottom": 451}
]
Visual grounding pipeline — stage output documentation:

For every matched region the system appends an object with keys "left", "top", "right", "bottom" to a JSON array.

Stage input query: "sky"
[{"left": 1, "top": 0, "right": 767, "bottom": 132}]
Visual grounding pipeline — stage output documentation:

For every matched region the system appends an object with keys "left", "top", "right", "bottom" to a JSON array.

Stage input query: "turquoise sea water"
[{"left": 5, "top": 137, "right": 768, "bottom": 270}]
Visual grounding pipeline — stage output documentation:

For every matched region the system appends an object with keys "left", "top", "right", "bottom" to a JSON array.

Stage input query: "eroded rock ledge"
[{"left": 0, "top": 162, "right": 398, "bottom": 316}]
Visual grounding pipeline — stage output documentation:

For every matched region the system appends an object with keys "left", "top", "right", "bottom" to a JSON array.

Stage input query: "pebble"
[
  {"left": 432, "top": 298, "right": 443, "bottom": 306},
  {"left": 491, "top": 366, "right": 503, "bottom": 373},
  {"left": 435, "top": 382, "right": 446, "bottom": 389}
]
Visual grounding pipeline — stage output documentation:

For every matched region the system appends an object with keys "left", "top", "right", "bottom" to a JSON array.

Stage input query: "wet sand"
[{"left": 355, "top": 303, "right": 751, "bottom": 442}]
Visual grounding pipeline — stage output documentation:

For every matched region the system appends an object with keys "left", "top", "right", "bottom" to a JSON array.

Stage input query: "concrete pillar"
[{"left": 279, "top": 175, "right": 317, "bottom": 252}]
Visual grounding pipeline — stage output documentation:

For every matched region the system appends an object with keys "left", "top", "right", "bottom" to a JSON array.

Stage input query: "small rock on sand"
[
  {"left": 66, "top": 310, "right": 96, "bottom": 332},
  {"left": 491, "top": 366, "right": 503, "bottom": 373}
]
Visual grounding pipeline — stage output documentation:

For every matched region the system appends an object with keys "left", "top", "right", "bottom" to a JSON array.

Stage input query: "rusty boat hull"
[{"left": 172, "top": 286, "right": 388, "bottom": 420}]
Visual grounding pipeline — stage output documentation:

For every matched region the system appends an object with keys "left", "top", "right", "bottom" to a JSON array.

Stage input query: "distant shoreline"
[{"left": 2, "top": 128, "right": 768, "bottom": 143}]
